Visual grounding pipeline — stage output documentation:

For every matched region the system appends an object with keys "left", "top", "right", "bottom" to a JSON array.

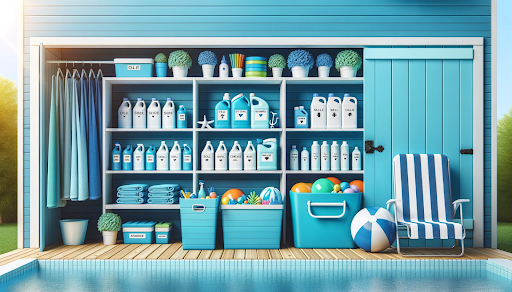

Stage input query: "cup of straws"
[{"left": 229, "top": 53, "right": 245, "bottom": 77}]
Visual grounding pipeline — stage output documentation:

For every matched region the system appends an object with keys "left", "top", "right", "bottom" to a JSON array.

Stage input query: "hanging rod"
[{"left": 46, "top": 60, "right": 115, "bottom": 64}]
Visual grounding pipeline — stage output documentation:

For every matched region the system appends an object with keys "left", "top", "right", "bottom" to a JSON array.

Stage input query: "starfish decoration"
[{"left": 197, "top": 115, "right": 214, "bottom": 129}]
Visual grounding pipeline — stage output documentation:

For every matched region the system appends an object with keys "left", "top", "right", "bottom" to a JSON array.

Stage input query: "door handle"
[
  {"left": 365, "top": 140, "right": 384, "bottom": 154},
  {"left": 460, "top": 149, "right": 473, "bottom": 155}
]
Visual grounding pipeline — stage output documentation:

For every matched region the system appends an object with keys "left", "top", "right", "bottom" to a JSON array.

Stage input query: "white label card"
[
  {"left": 157, "top": 234, "right": 167, "bottom": 239},
  {"left": 255, "top": 109, "right": 268, "bottom": 121},
  {"left": 147, "top": 155, "right": 154, "bottom": 163},
  {"left": 127, "top": 65, "right": 141, "bottom": 71},
  {"left": 184, "top": 155, "right": 191, "bottom": 163},
  {"left": 234, "top": 110, "right": 248, "bottom": 121},
  {"left": 297, "top": 117, "right": 307, "bottom": 125},
  {"left": 217, "top": 110, "right": 228, "bottom": 121},
  {"left": 261, "top": 153, "right": 273, "bottom": 162},
  {"left": 124, "top": 155, "right": 131, "bottom": 163},
  {"left": 129, "top": 233, "right": 146, "bottom": 239},
  {"left": 178, "top": 114, "right": 186, "bottom": 121},
  {"left": 113, "top": 155, "right": 120, "bottom": 163}
]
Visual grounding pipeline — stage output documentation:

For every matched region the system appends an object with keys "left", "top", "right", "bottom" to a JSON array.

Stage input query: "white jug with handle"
[
  {"left": 201, "top": 141, "right": 215, "bottom": 170},
  {"left": 156, "top": 141, "right": 169, "bottom": 171},
  {"left": 310, "top": 93, "right": 327, "bottom": 129},
  {"left": 342, "top": 93, "right": 358, "bottom": 129},
  {"left": 215, "top": 141, "right": 228, "bottom": 171}
]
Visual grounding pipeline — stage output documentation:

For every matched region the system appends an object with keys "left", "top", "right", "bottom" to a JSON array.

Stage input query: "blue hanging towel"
[
  {"left": 77, "top": 73, "right": 89, "bottom": 201},
  {"left": 47, "top": 76, "right": 61, "bottom": 209},
  {"left": 148, "top": 191, "right": 180, "bottom": 198},
  {"left": 87, "top": 72, "right": 101, "bottom": 200},
  {"left": 56, "top": 73, "right": 66, "bottom": 207},
  {"left": 61, "top": 72, "right": 73, "bottom": 201},
  {"left": 116, "top": 197, "right": 147, "bottom": 204},
  {"left": 148, "top": 184, "right": 181, "bottom": 192},
  {"left": 69, "top": 76, "right": 80, "bottom": 201},
  {"left": 117, "top": 184, "right": 149, "bottom": 192},
  {"left": 96, "top": 70, "right": 103, "bottom": 168}
]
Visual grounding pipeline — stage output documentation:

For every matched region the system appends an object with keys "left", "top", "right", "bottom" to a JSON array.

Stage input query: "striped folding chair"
[{"left": 387, "top": 154, "right": 469, "bottom": 257}]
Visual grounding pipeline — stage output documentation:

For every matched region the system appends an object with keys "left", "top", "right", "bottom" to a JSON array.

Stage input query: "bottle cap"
[
  {"left": 223, "top": 93, "right": 230, "bottom": 100},
  {"left": 221, "top": 55, "right": 227, "bottom": 64},
  {"left": 329, "top": 93, "right": 335, "bottom": 97},
  {"left": 344, "top": 93, "right": 350, "bottom": 97},
  {"left": 322, "top": 141, "right": 328, "bottom": 144},
  {"left": 354, "top": 146, "right": 358, "bottom": 149},
  {"left": 313, "top": 93, "right": 319, "bottom": 97},
  {"left": 232, "top": 93, "right": 244, "bottom": 102},
  {"left": 184, "top": 144, "right": 187, "bottom": 146},
  {"left": 115, "top": 142, "right": 120, "bottom": 145},
  {"left": 303, "top": 147, "right": 307, "bottom": 150},
  {"left": 167, "top": 98, "right": 172, "bottom": 101},
  {"left": 250, "top": 93, "right": 255, "bottom": 97},
  {"left": 292, "top": 145, "right": 296, "bottom": 149},
  {"left": 137, "top": 97, "right": 143, "bottom": 101},
  {"left": 332, "top": 141, "right": 339, "bottom": 145},
  {"left": 180, "top": 105, "right": 185, "bottom": 109},
  {"left": 257, "top": 139, "right": 263, "bottom": 144},
  {"left": 312, "top": 141, "right": 319, "bottom": 145},
  {"left": 294, "top": 106, "right": 299, "bottom": 110},
  {"left": 247, "top": 141, "right": 252, "bottom": 144},
  {"left": 123, "top": 97, "right": 129, "bottom": 101},
  {"left": 152, "top": 98, "right": 157, "bottom": 101},
  {"left": 234, "top": 141, "right": 239, "bottom": 144},
  {"left": 342, "top": 141, "right": 348, "bottom": 145},
  {"left": 206, "top": 141, "right": 211, "bottom": 144},
  {"left": 299, "top": 106, "right": 305, "bottom": 109},
  {"left": 161, "top": 141, "right": 166, "bottom": 144}
]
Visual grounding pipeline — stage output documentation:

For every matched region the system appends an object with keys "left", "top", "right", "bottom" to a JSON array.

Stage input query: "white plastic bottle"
[
  {"left": 201, "top": 141, "right": 215, "bottom": 171},
  {"left": 219, "top": 55, "right": 229, "bottom": 78},
  {"left": 342, "top": 93, "right": 358, "bottom": 129},
  {"left": 229, "top": 141, "right": 243, "bottom": 171},
  {"left": 352, "top": 146, "right": 361, "bottom": 171},
  {"left": 215, "top": 141, "right": 228, "bottom": 171},
  {"left": 290, "top": 145, "right": 299, "bottom": 171},
  {"left": 133, "top": 98, "right": 147, "bottom": 129},
  {"left": 133, "top": 144, "right": 145, "bottom": 171},
  {"left": 162, "top": 98, "right": 176, "bottom": 129},
  {"left": 310, "top": 93, "right": 327, "bottom": 129},
  {"left": 321, "top": 141, "right": 330, "bottom": 171},
  {"left": 331, "top": 141, "right": 340, "bottom": 171},
  {"left": 311, "top": 141, "right": 320, "bottom": 171},
  {"left": 244, "top": 141, "right": 256, "bottom": 171},
  {"left": 156, "top": 141, "right": 169, "bottom": 171},
  {"left": 341, "top": 141, "right": 350, "bottom": 171},
  {"left": 147, "top": 98, "right": 161, "bottom": 129},
  {"left": 326, "top": 93, "right": 342, "bottom": 129},
  {"left": 169, "top": 141, "right": 182, "bottom": 171},
  {"left": 118, "top": 98, "right": 132, "bottom": 128},
  {"left": 301, "top": 147, "right": 310, "bottom": 171}
]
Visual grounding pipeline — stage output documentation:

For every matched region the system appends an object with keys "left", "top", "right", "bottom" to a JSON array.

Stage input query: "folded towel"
[
  {"left": 148, "top": 191, "right": 179, "bottom": 198},
  {"left": 117, "top": 191, "right": 148, "bottom": 198},
  {"left": 117, "top": 184, "right": 149, "bottom": 192},
  {"left": 148, "top": 184, "right": 180, "bottom": 193},
  {"left": 116, "top": 197, "right": 147, "bottom": 204},
  {"left": 147, "top": 197, "right": 179, "bottom": 204}
]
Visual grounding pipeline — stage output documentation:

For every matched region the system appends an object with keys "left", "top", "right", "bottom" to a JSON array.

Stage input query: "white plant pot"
[
  {"left": 340, "top": 66, "right": 356, "bottom": 77},
  {"left": 318, "top": 66, "right": 330, "bottom": 78},
  {"left": 231, "top": 68, "right": 243, "bottom": 78},
  {"left": 202, "top": 64, "right": 215, "bottom": 78},
  {"left": 172, "top": 66, "right": 188, "bottom": 78},
  {"left": 102, "top": 231, "right": 118, "bottom": 245},
  {"left": 291, "top": 66, "right": 308, "bottom": 78},
  {"left": 272, "top": 67, "right": 283, "bottom": 78}
]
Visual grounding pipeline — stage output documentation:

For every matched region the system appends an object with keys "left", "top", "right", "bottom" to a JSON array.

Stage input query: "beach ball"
[
  {"left": 350, "top": 180, "right": 364, "bottom": 193},
  {"left": 260, "top": 187, "right": 282, "bottom": 204},
  {"left": 326, "top": 177, "right": 341, "bottom": 185},
  {"left": 291, "top": 182, "right": 311, "bottom": 193},
  {"left": 312, "top": 178, "right": 335, "bottom": 193},
  {"left": 351, "top": 207, "right": 396, "bottom": 252},
  {"left": 222, "top": 189, "right": 245, "bottom": 201}
]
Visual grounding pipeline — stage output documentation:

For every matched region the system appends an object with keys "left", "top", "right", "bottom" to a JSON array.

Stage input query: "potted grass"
[
  {"left": 335, "top": 50, "right": 362, "bottom": 77},
  {"left": 287, "top": 49, "right": 314, "bottom": 77},
  {"left": 268, "top": 54, "right": 286, "bottom": 77},
  {"left": 316, "top": 53, "right": 333, "bottom": 78},
  {"left": 155, "top": 53, "right": 168, "bottom": 77},
  {"left": 97, "top": 213, "right": 122, "bottom": 245},
  {"left": 198, "top": 51, "right": 218, "bottom": 77},
  {"left": 168, "top": 50, "right": 192, "bottom": 77}
]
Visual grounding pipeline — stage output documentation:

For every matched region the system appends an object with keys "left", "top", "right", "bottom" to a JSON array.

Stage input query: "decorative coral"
[
  {"left": 97, "top": 213, "right": 122, "bottom": 232},
  {"left": 168, "top": 50, "right": 193, "bottom": 69},
  {"left": 316, "top": 53, "right": 333, "bottom": 68},
  {"left": 198, "top": 51, "right": 218, "bottom": 66},
  {"left": 268, "top": 54, "right": 286, "bottom": 69},
  {"left": 287, "top": 49, "right": 314, "bottom": 70},
  {"left": 335, "top": 50, "right": 362, "bottom": 71},
  {"left": 247, "top": 191, "right": 261, "bottom": 205},
  {"left": 155, "top": 53, "right": 168, "bottom": 63}
]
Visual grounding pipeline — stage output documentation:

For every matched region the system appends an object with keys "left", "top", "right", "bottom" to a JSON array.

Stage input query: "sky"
[{"left": 0, "top": 1, "right": 18, "bottom": 85}]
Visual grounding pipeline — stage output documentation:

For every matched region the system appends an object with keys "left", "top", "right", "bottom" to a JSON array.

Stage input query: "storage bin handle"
[
  {"left": 307, "top": 201, "right": 346, "bottom": 218},
  {"left": 192, "top": 204, "right": 205, "bottom": 212}
]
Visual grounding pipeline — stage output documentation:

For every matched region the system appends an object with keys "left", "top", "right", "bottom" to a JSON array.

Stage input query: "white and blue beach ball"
[
  {"left": 260, "top": 187, "right": 282, "bottom": 204},
  {"left": 351, "top": 207, "right": 396, "bottom": 252}
]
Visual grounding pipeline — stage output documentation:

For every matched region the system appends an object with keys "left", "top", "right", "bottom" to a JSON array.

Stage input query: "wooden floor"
[{"left": 2, "top": 243, "right": 512, "bottom": 267}]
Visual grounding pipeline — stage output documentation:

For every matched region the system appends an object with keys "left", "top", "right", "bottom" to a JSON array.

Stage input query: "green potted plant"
[
  {"left": 287, "top": 49, "right": 314, "bottom": 78},
  {"left": 168, "top": 50, "right": 192, "bottom": 77},
  {"left": 335, "top": 50, "right": 362, "bottom": 77},
  {"left": 268, "top": 54, "right": 286, "bottom": 77},
  {"left": 155, "top": 53, "right": 168, "bottom": 77},
  {"left": 198, "top": 51, "right": 218, "bottom": 77},
  {"left": 97, "top": 213, "right": 122, "bottom": 245}
]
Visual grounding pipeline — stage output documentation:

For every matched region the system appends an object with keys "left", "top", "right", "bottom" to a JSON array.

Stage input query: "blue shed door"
[{"left": 363, "top": 48, "right": 474, "bottom": 247}]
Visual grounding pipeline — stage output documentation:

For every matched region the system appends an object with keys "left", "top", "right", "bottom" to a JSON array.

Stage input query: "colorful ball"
[
  {"left": 291, "top": 182, "right": 311, "bottom": 193},
  {"left": 260, "top": 187, "right": 282, "bottom": 204},
  {"left": 237, "top": 197, "right": 245, "bottom": 204},
  {"left": 312, "top": 178, "right": 335, "bottom": 193},
  {"left": 326, "top": 177, "right": 341, "bottom": 185},
  {"left": 343, "top": 188, "right": 355, "bottom": 193},
  {"left": 221, "top": 197, "right": 230, "bottom": 205},
  {"left": 228, "top": 199, "right": 237, "bottom": 205},
  {"left": 350, "top": 180, "right": 364, "bottom": 193},
  {"left": 222, "top": 189, "right": 245, "bottom": 201},
  {"left": 350, "top": 185, "right": 360, "bottom": 193},
  {"left": 340, "top": 182, "right": 350, "bottom": 191},
  {"left": 333, "top": 184, "right": 341, "bottom": 192},
  {"left": 209, "top": 192, "right": 217, "bottom": 198},
  {"left": 305, "top": 183, "right": 313, "bottom": 191},
  {"left": 351, "top": 207, "right": 396, "bottom": 252}
]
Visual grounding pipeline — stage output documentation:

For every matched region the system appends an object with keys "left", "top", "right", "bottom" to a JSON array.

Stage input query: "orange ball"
[
  {"left": 350, "top": 180, "right": 364, "bottom": 193},
  {"left": 291, "top": 182, "right": 311, "bottom": 193},
  {"left": 326, "top": 177, "right": 341, "bottom": 185},
  {"left": 222, "top": 189, "right": 245, "bottom": 201},
  {"left": 305, "top": 183, "right": 313, "bottom": 192}
]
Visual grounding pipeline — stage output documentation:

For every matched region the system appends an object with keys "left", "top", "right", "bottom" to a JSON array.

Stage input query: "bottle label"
[
  {"left": 178, "top": 114, "right": 186, "bottom": 121},
  {"left": 353, "top": 153, "right": 360, "bottom": 160},
  {"left": 134, "top": 154, "right": 143, "bottom": 162},
  {"left": 216, "top": 154, "right": 226, "bottom": 162},
  {"left": 119, "top": 110, "right": 130, "bottom": 116},
  {"left": 291, "top": 152, "right": 298, "bottom": 162},
  {"left": 148, "top": 111, "right": 160, "bottom": 116},
  {"left": 129, "top": 233, "right": 146, "bottom": 239},
  {"left": 163, "top": 111, "right": 174, "bottom": 117},
  {"left": 297, "top": 117, "right": 307, "bottom": 125},
  {"left": 322, "top": 153, "right": 329, "bottom": 161},
  {"left": 184, "top": 155, "right": 191, "bottom": 163},
  {"left": 157, "top": 234, "right": 167, "bottom": 239},
  {"left": 147, "top": 155, "right": 154, "bottom": 163},
  {"left": 217, "top": 110, "right": 228, "bottom": 120},
  {"left": 312, "top": 153, "right": 319, "bottom": 161},
  {"left": 235, "top": 109, "right": 248, "bottom": 121},
  {"left": 230, "top": 154, "right": 242, "bottom": 161},
  {"left": 313, "top": 108, "right": 324, "bottom": 118},
  {"left": 123, "top": 155, "right": 131, "bottom": 163},
  {"left": 127, "top": 65, "right": 141, "bottom": 71},
  {"left": 134, "top": 111, "right": 145, "bottom": 116},
  {"left": 203, "top": 154, "right": 212, "bottom": 162},
  {"left": 245, "top": 154, "right": 254, "bottom": 163},
  {"left": 329, "top": 108, "right": 339, "bottom": 118},
  {"left": 255, "top": 109, "right": 268, "bottom": 121},
  {"left": 342, "top": 153, "right": 349, "bottom": 160},
  {"left": 170, "top": 155, "right": 180, "bottom": 162},
  {"left": 113, "top": 154, "right": 120, "bottom": 163},
  {"left": 261, "top": 153, "right": 273, "bottom": 162},
  {"left": 332, "top": 152, "right": 339, "bottom": 161},
  {"left": 158, "top": 155, "right": 167, "bottom": 162}
]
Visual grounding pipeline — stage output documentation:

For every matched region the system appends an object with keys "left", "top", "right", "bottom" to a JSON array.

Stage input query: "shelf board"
[
  {"left": 286, "top": 170, "right": 364, "bottom": 174},
  {"left": 104, "top": 77, "right": 193, "bottom": 85},
  {"left": 106, "top": 128, "right": 193, "bottom": 132},
  {"left": 196, "top": 77, "right": 283, "bottom": 85},
  {"left": 197, "top": 170, "right": 283, "bottom": 174},
  {"left": 106, "top": 204, "right": 180, "bottom": 210},
  {"left": 106, "top": 170, "right": 193, "bottom": 174},
  {"left": 285, "top": 77, "right": 363, "bottom": 85},
  {"left": 196, "top": 128, "right": 282, "bottom": 132},
  {"left": 286, "top": 128, "right": 363, "bottom": 132},
  {"left": 103, "top": 77, "right": 363, "bottom": 85}
]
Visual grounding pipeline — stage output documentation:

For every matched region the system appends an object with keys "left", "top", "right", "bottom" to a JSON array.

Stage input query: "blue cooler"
[
  {"left": 155, "top": 222, "right": 172, "bottom": 244},
  {"left": 221, "top": 205, "right": 282, "bottom": 249},
  {"left": 180, "top": 198, "right": 219, "bottom": 250},
  {"left": 290, "top": 192, "right": 362, "bottom": 248},
  {"left": 114, "top": 58, "right": 154, "bottom": 77},
  {"left": 122, "top": 221, "right": 156, "bottom": 244}
]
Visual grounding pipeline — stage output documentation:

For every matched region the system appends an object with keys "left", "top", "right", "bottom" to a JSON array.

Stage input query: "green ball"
[{"left": 311, "top": 178, "right": 335, "bottom": 193}]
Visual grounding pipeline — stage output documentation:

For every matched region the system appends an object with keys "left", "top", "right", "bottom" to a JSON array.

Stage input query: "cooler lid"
[
  {"left": 114, "top": 58, "right": 154, "bottom": 64},
  {"left": 122, "top": 221, "right": 157, "bottom": 228},
  {"left": 155, "top": 222, "right": 172, "bottom": 228}
]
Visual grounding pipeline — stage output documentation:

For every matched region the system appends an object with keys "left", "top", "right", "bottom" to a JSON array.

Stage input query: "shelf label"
[
  {"left": 254, "top": 109, "right": 268, "bottom": 121},
  {"left": 261, "top": 153, "right": 273, "bottom": 162},
  {"left": 124, "top": 155, "right": 131, "bottom": 163},
  {"left": 146, "top": 155, "right": 154, "bottom": 163},
  {"left": 178, "top": 114, "right": 186, "bottom": 121},
  {"left": 129, "top": 233, "right": 146, "bottom": 239},
  {"left": 217, "top": 110, "right": 228, "bottom": 121},
  {"left": 235, "top": 110, "right": 248, "bottom": 120},
  {"left": 157, "top": 234, "right": 167, "bottom": 239},
  {"left": 297, "top": 117, "right": 307, "bottom": 125},
  {"left": 127, "top": 65, "right": 141, "bottom": 71},
  {"left": 113, "top": 154, "right": 120, "bottom": 163},
  {"left": 184, "top": 155, "right": 191, "bottom": 163}
]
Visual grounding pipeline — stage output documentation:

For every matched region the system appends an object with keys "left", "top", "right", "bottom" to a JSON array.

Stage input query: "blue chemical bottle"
[
  {"left": 250, "top": 93, "right": 269, "bottom": 128},
  {"left": 257, "top": 138, "right": 278, "bottom": 170},
  {"left": 111, "top": 142, "right": 122, "bottom": 170},
  {"left": 183, "top": 144, "right": 192, "bottom": 171},
  {"left": 145, "top": 145, "right": 156, "bottom": 170},
  {"left": 198, "top": 180, "right": 206, "bottom": 199},
  {"left": 215, "top": 93, "right": 231, "bottom": 128},
  {"left": 290, "top": 145, "right": 299, "bottom": 171},
  {"left": 231, "top": 93, "right": 251, "bottom": 128},
  {"left": 177, "top": 105, "right": 187, "bottom": 128},
  {"left": 295, "top": 106, "right": 309, "bottom": 128},
  {"left": 122, "top": 145, "right": 133, "bottom": 171}
]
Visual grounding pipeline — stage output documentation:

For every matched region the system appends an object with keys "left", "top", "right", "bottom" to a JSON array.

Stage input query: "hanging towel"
[
  {"left": 117, "top": 184, "right": 149, "bottom": 192},
  {"left": 148, "top": 184, "right": 181, "bottom": 193},
  {"left": 87, "top": 73, "right": 101, "bottom": 200},
  {"left": 148, "top": 191, "right": 180, "bottom": 198},
  {"left": 117, "top": 191, "right": 148, "bottom": 198},
  {"left": 77, "top": 74, "right": 89, "bottom": 201},
  {"left": 96, "top": 70, "right": 103, "bottom": 167},
  {"left": 47, "top": 76, "right": 61, "bottom": 209},
  {"left": 61, "top": 72, "right": 73, "bottom": 201},
  {"left": 147, "top": 198, "right": 179, "bottom": 204},
  {"left": 56, "top": 73, "right": 66, "bottom": 207},
  {"left": 69, "top": 76, "right": 79, "bottom": 201},
  {"left": 116, "top": 197, "right": 147, "bottom": 204}
]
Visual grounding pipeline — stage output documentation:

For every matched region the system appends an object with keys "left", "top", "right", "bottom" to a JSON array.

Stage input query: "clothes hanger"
[
  {"left": 57, "top": 67, "right": 64, "bottom": 79},
  {"left": 65, "top": 62, "right": 71, "bottom": 78},
  {"left": 89, "top": 62, "right": 96, "bottom": 79}
]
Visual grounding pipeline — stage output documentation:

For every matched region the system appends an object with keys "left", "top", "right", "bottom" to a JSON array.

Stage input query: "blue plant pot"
[{"left": 155, "top": 63, "right": 168, "bottom": 77}]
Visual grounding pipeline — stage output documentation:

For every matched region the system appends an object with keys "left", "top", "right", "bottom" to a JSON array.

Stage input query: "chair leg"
[{"left": 396, "top": 238, "right": 465, "bottom": 257}]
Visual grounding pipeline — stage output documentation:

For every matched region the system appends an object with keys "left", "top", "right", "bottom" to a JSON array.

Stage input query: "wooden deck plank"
[
  {"left": 314, "top": 249, "right": 335, "bottom": 259},
  {"left": 123, "top": 244, "right": 152, "bottom": 260},
  {"left": 134, "top": 244, "right": 161, "bottom": 259},
  {"left": 279, "top": 247, "right": 296, "bottom": 259},
  {"left": 337, "top": 249, "right": 362, "bottom": 259},
  {"left": 185, "top": 250, "right": 202, "bottom": 260},
  {"left": 210, "top": 249, "right": 224, "bottom": 259},
  {"left": 38, "top": 245, "right": 79, "bottom": 259},
  {"left": 269, "top": 249, "right": 283, "bottom": 259},
  {"left": 158, "top": 243, "right": 182, "bottom": 259},
  {"left": 221, "top": 249, "right": 234, "bottom": 259},
  {"left": 287, "top": 247, "right": 307, "bottom": 259},
  {"left": 301, "top": 249, "right": 321, "bottom": 259},
  {"left": 147, "top": 244, "right": 172, "bottom": 259},
  {"left": 26, "top": 245, "right": 69, "bottom": 260},
  {"left": 0, "top": 249, "right": 40, "bottom": 266},
  {"left": 234, "top": 249, "right": 246, "bottom": 259},
  {"left": 52, "top": 244, "right": 101, "bottom": 259},
  {"left": 0, "top": 248, "right": 32, "bottom": 260},
  {"left": 198, "top": 250, "right": 213, "bottom": 259},
  {"left": 62, "top": 244, "right": 102, "bottom": 259},
  {"left": 170, "top": 247, "right": 189, "bottom": 259},
  {"left": 84, "top": 245, "right": 118, "bottom": 259},
  {"left": 97, "top": 244, "right": 131, "bottom": 259},
  {"left": 326, "top": 249, "right": 349, "bottom": 259},
  {"left": 257, "top": 249, "right": 270, "bottom": 259},
  {"left": 110, "top": 244, "right": 141, "bottom": 260},
  {"left": 246, "top": 249, "right": 258, "bottom": 259}
]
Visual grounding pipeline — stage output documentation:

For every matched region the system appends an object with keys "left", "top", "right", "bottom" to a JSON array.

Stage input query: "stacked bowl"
[{"left": 245, "top": 56, "right": 267, "bottom": 77}]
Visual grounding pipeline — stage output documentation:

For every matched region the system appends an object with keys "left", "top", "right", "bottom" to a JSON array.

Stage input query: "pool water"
[{"left": 2, "top": 260, "right": 512, "bottom": 292}]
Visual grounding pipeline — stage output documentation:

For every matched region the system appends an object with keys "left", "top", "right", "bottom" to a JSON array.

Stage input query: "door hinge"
[
  {"left": 460, "top": 149, "right": 473, "bottom": 155},
  {"left": 365, "top": 140, "right": 384, "bottom": 154}
]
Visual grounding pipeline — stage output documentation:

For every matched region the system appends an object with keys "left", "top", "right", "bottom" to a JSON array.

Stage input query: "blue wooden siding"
[{"left": 22, "top": 0, "right": 492, "bottom": 247}]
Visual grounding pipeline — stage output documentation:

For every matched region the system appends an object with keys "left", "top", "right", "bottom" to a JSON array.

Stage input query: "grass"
[
  {"left": 0, "top": 223, "right": 17, "bottom": 255},
  {"left": 498, "top": 222, "right": 512, "bottom": 253}
]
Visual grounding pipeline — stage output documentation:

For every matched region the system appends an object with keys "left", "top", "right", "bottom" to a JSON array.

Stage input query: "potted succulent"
[
  {"left": 168, "top": 50, "right": 192, "bottom": 78},
  {"left": 97, "top": 213, "right": 122, "bottom": 245},
  {"left": 316, "top": 53, "right": 333, "bottom": 78},
  {"left": 287, "top": 49, "right": 314, "bottom": 77},
  {"left": 155, "top": 53, "right": 168, "bottom": 77},
  {"left": 268, "top": 54, "right": 286, "bottom": 77},
  {"left": 198, "top": 51, "right": 218, "bottom": 77},
  {"left": 335, "top": 50, "right": 362, "bottom": 77}
]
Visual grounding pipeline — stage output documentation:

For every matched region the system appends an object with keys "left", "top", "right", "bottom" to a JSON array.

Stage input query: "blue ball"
[
  {"left": 350, "top": 207, "right": 396, "bottom": 252},
  {"left": 340, "top": 182, "right": 350, "bottom": 191}
]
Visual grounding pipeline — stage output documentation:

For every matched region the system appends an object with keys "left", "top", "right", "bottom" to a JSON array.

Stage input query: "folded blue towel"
[
  {"left": 148, "top": 184, "right": 180, "bottom": 192},
  {"left": 117, "top": 184, "right": 149, "bottom": 192},
  {"left": 116, "top": 197, "right": 147, "bottom": 204},
  {"left": 148, "top": 191, "right": 179, "bottom": 198},
  {"left": 117, "top": 191, "right": 147, "bottom": 198},
  {"left": 147, "top": 197, "right": 179, "bottom": 204}
]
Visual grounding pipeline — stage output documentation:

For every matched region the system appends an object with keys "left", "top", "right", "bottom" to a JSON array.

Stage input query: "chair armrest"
[
  {"left": 452, "top": 199, "right": 470, "bottom": 213},
  {"left": 386, "top": 199, "right": 399, "bottom": 211}
]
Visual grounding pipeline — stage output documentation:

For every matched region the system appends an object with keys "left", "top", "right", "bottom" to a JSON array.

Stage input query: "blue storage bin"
[
  {"left": 221, "top": 205, "right": 282, "bottom": 249},
  {"left": 122, "top": 221, "right": 157, "bottom": 244},
  {"left": 155, "top": 222, "right": 172, "bottom": 244},
  {"left": 180, "top": 198, "right": 219, "bottom": 250},
  {"left": 114, "top": 58, "right": 154, "bottom": 77},
  {"left": 290, "top": 191, "right": 362, "bottom": 248}
]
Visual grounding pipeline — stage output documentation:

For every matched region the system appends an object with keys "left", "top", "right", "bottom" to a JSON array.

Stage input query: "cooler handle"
[
  {"left": 192, "top": 204, "right": 205, "bottom": 212},
  {"left": 307, "top": 201, "right": 346, "bottom": 218}
]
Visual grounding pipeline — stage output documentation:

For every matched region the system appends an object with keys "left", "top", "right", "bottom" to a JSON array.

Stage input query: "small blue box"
[
  {"left": 122, "top": 221, "right": 156, "bottom": 244},
  {"left": 114, "top": 58, "right": 154, "bottom": 77},
  {"left": 180, "top": 198, "right": 219, "bottom": 250},
  {"left": 155, "top": 222, "right": 172, "bottom": 244}
]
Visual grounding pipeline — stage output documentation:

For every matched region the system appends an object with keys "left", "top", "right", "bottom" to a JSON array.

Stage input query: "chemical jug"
[
  {"left": 310, "top": 93, "right": 327, "bottom": 129},
  {"left": 340, "top": 141, "right": 350, "bottom": 171},
  {"left": 342, "top": 93, "right": 358, "bottom": 129},
  {"left": 215, "top": 93, "right": 231, "bottom": 128},
  {"left": 327, "top": 93, "right": 342, "bottom": 129},
  {"left": 229, "top": 141, "right": 243, "bottom": 171},
  {"left": 147, "top": 98, "right": 161, "bottom": 129},
  {"left": 231, "top": 93, "right": 251, "bottom": 128},
  {"left": 301, "top": 147, "right": 310, "bottom": 171},
  {"left": 352, "top": 146, "right": 361, "bottom": 171},
  {"left": 133, "top": 98, "right": 147, "bottom": 129},
  {"left": 111, "top": 142, "right": 122, "bottom": 170},
  {"left": 146, "top": 145, "right": 156, "bottom": 170},
  {"left": 330, "top": 141, "right": 340, "bottom": 171},
  {"left": 202, "top": 141, "right": 215, "bottom": 170},
  {"left": 169, "top": 141, "right": 182, "bottom": 171},
  {"left": 133, "top": 144, "right": 145, "bottom": 171},
  {"left": 320, "top": 141, "right": 330, "bottom": 171},
  {"left": 177, "top": 105, "right": 187, "bottom": 128},
  {"left": 122, "top": 145, "right": 133, "bottom": 171},
  {"left": 118, "top": 98, "right": 132, "bottom": 128},
  {"left": 295, "top": 106, "right": 309, "bottom": 128},
  {"left": 215, "top": 141, "right": 228, "bottom": 171},
  {"left": 244, "top": 141, "right": 256, "bottom": 171},
  {"left": 311, "top": 141, "right": 320, "bottom": 171},
  {"left": 183, "top": 144, "right": 192, "bottom": 171},
  {"left": 290, "top": 145, "right": 299, "bottom": 171},
  {"left": 162, "top": 98, "right": 176, "bottom": 129},
  {"left": 250, "top": 93, "right": 269, "bottom": 129},
  {"left": 156, "top": 141, "right": 169, "bottom": 171},
  {"left": 257, "top": 138, "right": 277, "bottom": 170}
]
